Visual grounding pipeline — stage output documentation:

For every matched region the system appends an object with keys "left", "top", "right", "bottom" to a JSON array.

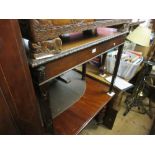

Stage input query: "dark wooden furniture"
[
  {"left": 0, "top": 20, "right": 44, "bottom": 134},
  {"left": 53, "top": 77, "right": 111, "bottom": 134},
  {"left": 0, "top": 87, "right": 18, "bottom": 134},
  {"left": 0, "top": 19, "right": 130, "bottom": 134},
  {"left": 25, "top": 19, "right": 130, "bottom": 134}
]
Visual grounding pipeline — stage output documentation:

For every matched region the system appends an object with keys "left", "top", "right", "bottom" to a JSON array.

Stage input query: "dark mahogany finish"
[
  {"left": 0, "top": 87, "right": 18, "bottom": 134},
  {"left": 43, "top": 35, "right": 125, "bottom": 84},
  {"left": 29, "top": 31, "right": 126, "bottom": 134},
  {"left": 53, "top": 77, "right": 112, "bottom": 135},
  {"left": 0, "top": 20, "right": 44, "bottom": 134},
  {"left": 0, "top": 19, "right": 128, "bottom": 134}
]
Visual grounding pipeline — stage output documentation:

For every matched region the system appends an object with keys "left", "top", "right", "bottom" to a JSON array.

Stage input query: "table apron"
[{"left": 35, "top": 35, "right": 125, "bottom": 86}]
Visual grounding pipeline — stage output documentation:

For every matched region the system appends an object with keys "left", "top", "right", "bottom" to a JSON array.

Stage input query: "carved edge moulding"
[{"left": 21, "top": 19, "right": 131, "bottom": 59}]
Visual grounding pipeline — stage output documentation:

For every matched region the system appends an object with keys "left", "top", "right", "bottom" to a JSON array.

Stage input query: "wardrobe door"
[
  {"left": 0, "top": 20, "right": 44, "bottom": 134},
  {"left": 0, "top": 87, "right": 18, "bottom": 134}
]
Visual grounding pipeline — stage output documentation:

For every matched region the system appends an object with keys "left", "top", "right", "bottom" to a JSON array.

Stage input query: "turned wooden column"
[
  {"left": 31, "top": 66, "right": 54, "bottom": 134},
  {"left": 109, "top": 44, "right": 124, "bottom": 92},
  {"left": 82, "top": 63, "right": 87, "bottom": 80}
]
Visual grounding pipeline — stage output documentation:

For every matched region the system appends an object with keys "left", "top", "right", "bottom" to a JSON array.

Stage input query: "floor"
[{"left": 80, "top": 97, "right": 155, "bottom": 135}]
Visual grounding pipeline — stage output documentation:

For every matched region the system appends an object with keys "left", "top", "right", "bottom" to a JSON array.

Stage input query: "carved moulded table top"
[{"left": 29, "top": 30, "right": 128, "bottom": 68}]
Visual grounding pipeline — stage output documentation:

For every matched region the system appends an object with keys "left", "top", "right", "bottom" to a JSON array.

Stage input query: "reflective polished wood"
[
  {"left": 53, "top": 77, "right": 112, "bottom": 135},
  {"left": 0, "top": 20, "right": 44, "bottom": 134}
]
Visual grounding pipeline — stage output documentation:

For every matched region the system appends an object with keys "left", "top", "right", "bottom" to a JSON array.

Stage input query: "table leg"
[
  {"left": 39, "top": 84, "right": 54, "bottom": 134},
  {"left": 31, "top": 66, "right": 54, "bottom": 134},
  {"left": 82, "top": 63, "right": 87, "bottom": 80},
  {"left": 99, "top": 53, "right": 107, "bottom": 75},
  {"left": 109, "top": 44, "right": 124, "bottom": 92}
]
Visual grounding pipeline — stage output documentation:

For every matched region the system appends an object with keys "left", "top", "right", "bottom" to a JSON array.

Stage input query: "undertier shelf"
[{"left": 53, "top": 74, "right": 113, "bottom": 135}]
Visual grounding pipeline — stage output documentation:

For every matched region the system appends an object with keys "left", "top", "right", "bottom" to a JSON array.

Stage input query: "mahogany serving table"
[{"left": 27, "top": 20, "right": 130, "bottom": 134}]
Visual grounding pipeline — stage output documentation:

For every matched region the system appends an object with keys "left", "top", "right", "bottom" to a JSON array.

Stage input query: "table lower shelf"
[{"left": 53, "top": 76, "right": 113, "bottom": 135}]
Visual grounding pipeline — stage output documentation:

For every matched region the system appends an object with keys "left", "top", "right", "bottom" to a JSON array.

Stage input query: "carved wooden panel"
[{"left": 29, "top": 19, "right": 130, "bottom": 42}]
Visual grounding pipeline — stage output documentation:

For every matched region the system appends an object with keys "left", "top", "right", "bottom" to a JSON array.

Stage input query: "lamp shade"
[{"left": 127, "top": 26, "right": 151, "bottom": 47}]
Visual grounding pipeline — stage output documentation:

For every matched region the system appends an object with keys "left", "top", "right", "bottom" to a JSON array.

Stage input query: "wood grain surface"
[
  {"left": 53, "top": 77, "right": 112, "bottom": 135},
  {"left": 0, "top": 20, "right": 44, "bottom": 134}
]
